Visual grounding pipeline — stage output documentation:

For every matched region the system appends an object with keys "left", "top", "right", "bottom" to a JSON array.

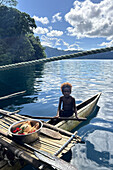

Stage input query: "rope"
[{"left": 0, "top": 46, "right": 113, "bottom": 71}]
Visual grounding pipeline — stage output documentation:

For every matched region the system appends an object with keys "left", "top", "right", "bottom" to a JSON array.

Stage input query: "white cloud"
[
  {"left": 33, "top": 15, "right": 49, "bottom": 24},
  {"left": 106, "top": 36, "right": 113, "bottom": 41},
  {"left": 40, "top": 35, "right": 58, "bottom": 47},
  {"left": 99, "top": 40, "right": 113, "bottom": 47},
  {"left": 65, "top": 0, "right": 113, "bottom": 40},
  {"left": 33, "top": 27, "right": 49, "bottom": 34},
  {"left": 40, "top": 35, "right": 82, "bottom": 50},
  {"left": 48, "top": 26, "right": 53, "bottom": 31},
  {"left": 41, "top": 35, "right": 68, "bottom": 48},
  {"left": 47, "top": 30, "right": 63, "bottom": 37},
  {"left": 66, "top": 43, "right": 83, "bottom": 51},
  {"left": 52, "top": 13, "right": 62, "bottom": 23},
  {"left": 55, "top": 39, "right": 69, "bottom": 47},
  {"left": 55, "top": 39, "right": 82, "bottom": 50},
  {"left": 33, "top": 27, "right": 63, "bottom": 37}
]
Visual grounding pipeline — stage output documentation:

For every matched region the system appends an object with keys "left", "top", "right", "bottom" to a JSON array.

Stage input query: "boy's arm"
[
  {"left": 56, "top": 97, "right": 62, "bottom": 117},
  {"left": 73, "top": 98, "right": 78, "bottom": 119},
  {"left": 74, "top": 106, "right": 78, "bottom": 118}
]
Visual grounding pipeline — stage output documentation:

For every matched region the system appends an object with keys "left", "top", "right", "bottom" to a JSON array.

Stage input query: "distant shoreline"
[{"left": 45, "top": 46, "right": 113, "bottom": 59}]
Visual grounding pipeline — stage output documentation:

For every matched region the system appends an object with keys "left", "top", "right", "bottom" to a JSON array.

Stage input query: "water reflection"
[
  {"left": 72, "top": 129, "right": 113, "bottom": 170},
  {"left": 0, "top": 60, "right": 113, "bottom": 170},
  {"left": 86, "top": 141, "right": 110, "bottom": 167},
  {"left": 0, "top": 64, "right": 44, "bottom": 109}
]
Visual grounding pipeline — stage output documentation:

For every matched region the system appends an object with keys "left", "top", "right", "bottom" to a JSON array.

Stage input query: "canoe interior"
[{"left": 48, "top": 93, "right": 101, "bottom": 126}]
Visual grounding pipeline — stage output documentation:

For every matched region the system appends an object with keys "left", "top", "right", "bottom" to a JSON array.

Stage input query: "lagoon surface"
[{"left": 0, "top": 59, "right": 113, "bottom": 170}]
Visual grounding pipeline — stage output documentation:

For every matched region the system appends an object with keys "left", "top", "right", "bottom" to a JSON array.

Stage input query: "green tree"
[
  {"left": 0, "top": 6, "right": 46, "bottom": 66},
  {"left": 0, "top": 6, "right": 36, "bottom": 38},
  {"left": 28, "top": 34, "right": 46, "bottom": 60},
  {"left": 0, "top": 0, "right": 17, "bottom": 6}
]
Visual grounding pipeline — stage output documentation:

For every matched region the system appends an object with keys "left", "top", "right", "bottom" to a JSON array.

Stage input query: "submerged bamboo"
[{"left": 0, "top": 91, "right": 26, "bottom": 100}]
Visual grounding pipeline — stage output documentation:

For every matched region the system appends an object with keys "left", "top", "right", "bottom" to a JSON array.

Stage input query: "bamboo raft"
[
  {"left": 0, "top": 91, "right": 101, "bottom": 169},
  {"left": 0, "top": 109, "right": 80, "bottom": 170}
]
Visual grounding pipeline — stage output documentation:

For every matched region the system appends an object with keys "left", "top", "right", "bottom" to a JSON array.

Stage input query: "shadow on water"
[
  {"left": 86, "top": 141, "right": 113, "bottom": 168},
  {"left": 60, "top": 149, "right": 72, "bottom": 162},
  {"left": 57, "top": 106, "right": 101, "bottom": 165},
  {"left": 72, "top": 105, "right": 100, "bottom": 133},
  {"left": 56, "top": 106, "right": 101, "bottom": 164},
  {"left": 0, "top": 64, "right": 44, "bottom": 110}
]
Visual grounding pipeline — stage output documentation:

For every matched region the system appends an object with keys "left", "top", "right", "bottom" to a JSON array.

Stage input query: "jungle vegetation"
[{"left": 0, "top": 3, "right": 46, "bottom": 66}]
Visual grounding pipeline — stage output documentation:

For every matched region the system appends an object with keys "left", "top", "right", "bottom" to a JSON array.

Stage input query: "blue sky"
[{"left": 17, "top": 0, "right": 113, "bottom": 51}]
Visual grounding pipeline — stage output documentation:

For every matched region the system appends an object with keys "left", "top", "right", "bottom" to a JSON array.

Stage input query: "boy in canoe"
[{"left": 56, "top": 82, "right": 78, "bottom": 118}]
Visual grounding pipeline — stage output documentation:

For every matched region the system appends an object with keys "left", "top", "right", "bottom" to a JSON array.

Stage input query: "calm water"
[{"left": 0, "top": 59, "right": 113, "bottom": 170}]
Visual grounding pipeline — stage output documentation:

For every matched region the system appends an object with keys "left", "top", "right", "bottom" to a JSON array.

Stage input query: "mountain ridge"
[
  {"left": 44, "top": 46, "right": 113, "bottom": 59},
  {"left": 44, "top": 46, "right": 82, "bottom": 58}
]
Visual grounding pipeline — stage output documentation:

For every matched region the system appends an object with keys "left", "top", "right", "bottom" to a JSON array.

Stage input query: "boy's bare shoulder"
[
  {"left": 71, "top": 96, "right": 75, "bottom": 100},
  {"left": 60, "top": 96, "right": 64, "bottom": 100}
]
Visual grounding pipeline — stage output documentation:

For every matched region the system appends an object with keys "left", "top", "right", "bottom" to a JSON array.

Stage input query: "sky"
[{"left": 17, "top": 0, "right": 113, "bottom": 51}]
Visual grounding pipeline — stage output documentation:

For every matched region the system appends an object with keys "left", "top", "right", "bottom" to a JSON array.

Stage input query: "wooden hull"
[{"left": 49, "top": 93, "right": 101, "bottom": 131}]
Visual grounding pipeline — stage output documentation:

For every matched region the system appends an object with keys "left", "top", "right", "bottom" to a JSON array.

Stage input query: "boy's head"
[{"left": 61, "top": 82, "right": 72, "bottom": 93}]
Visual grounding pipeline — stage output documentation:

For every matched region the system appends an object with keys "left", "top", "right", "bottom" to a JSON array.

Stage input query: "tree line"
[{"left": 0, "top": 2, "right": 46, "bottom": 66}]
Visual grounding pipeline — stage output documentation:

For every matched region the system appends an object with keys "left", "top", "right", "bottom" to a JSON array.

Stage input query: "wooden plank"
[
  {"left": 2, "top": 118, "right": 63, "bottom": 140},
  {"left": 0, "top": 120, "right": 75, "bottom": 150},
  {"left": 0, "top": 118, "right": 13, "bottom": 125},
  {"left": 0, "top": 112, "right": 63, "bottom": 140},
  {"left": 0, "top": 122, "right": 9, "bottom": 130},
  {"left": 0, "top": 109, "right": 21, "bottom": 121},
  {"left": 4, "top": 116, "right": 19, "bottom": 122},
  {"left": 34, "top": 151, "right": 77, "bottom": 170},
  {"left": 0, "top": 126, "right": 74, "bottom": 158},
  {"left": 0, "top": 121, "right": 74, "bottom": 156},
  {"left": 21, "top": 115, "right": 87, "bottom": 121},
  {"left": 54, "top": 131, "right": 77, "bottom": 156},
  {"left": 39, "top": 136, "right": 73, "bottom": 151},
  {"left": 0, "top": 109, "right": 81, "bottom": 140},
  {"left": 0, "top": 130, "right": 77, "bottom": 170},
  {"left": 40, "top": 127, "right": 62, "bottom": 140},
  {"left": 0, "top": 91, "right": 26, "bottom": 100},
  {"left": 0, "top": 109, "right": 78, "bottom": 157},
  {"left": 0, "top": 120, "right": 11, "bottom": 127},
  {"left": 0, "top": 130, "right": 58, "bottom": 156},
  {"left": 43, "top": 122, "right": 78, "bottom": 137}
]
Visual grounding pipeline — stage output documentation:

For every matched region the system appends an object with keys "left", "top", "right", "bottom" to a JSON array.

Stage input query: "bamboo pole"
[
  {"left": 0, "top": 129, "right": 77, "bottom": 170},
  {"left": 0, "top": 91, "right": 26, "bottom": 101},
  {"left": 0, "top": 109, "right": 81, "bottom": 140},
  {"left": 21, "top": 115, "right": 87, "bottom": 121},
  {"left": 54, "top": 131, "right": 77, "bottom": 156},
  {"left": 15, "top": 113, "right": 80, "bottom": 138}
]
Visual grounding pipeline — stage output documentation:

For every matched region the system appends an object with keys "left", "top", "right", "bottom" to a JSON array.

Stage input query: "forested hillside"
[
  {"left": 45, "top": 46, "right": 82, "bottom": 58},
  {"left": 0, "top": 5, "right": 46, "bottom": 66}
]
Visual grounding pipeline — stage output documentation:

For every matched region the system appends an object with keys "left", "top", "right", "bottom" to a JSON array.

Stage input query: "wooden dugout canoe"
[{"left": 48, "top": 92, "right": 101, "bottom": 131}]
